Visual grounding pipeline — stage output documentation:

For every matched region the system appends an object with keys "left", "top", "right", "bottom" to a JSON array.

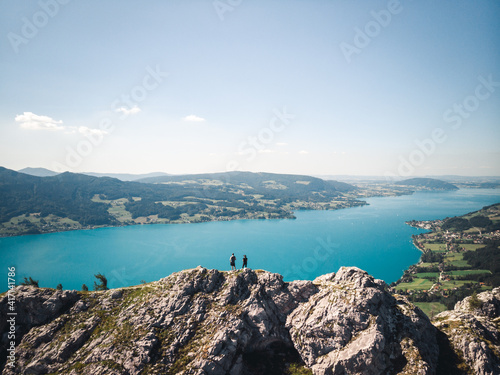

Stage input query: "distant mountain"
[
  {"left": 82, "top": 172, "right": 170, "bottom": 181},
  {"left": 136, "top": 171, "right": 356, "bottom": 193},
  {"left": 0, "top": 167, "right": 363, "bottom": 236},
  {"left": 422, "top": 175, "right": 500, "bottom": 183},
  {"left": 18, "top": 167, "right": 59, "bottom": 177},
  {"left": 478, "top": 182, "right": 500, "bottom": 188},
  {"left": 317, "top": 175, "right": 397, "bottom": 182},
  {"left": 397, "top": 178, "right": 459, "bottom": 190},
  {"left": 17, "top": 168, "right": 170, "bottom": 181}
]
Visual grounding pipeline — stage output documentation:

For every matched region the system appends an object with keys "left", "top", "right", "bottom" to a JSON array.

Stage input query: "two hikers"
[{"left": 229, "top": 253, "right": 248, "bottom": 270}]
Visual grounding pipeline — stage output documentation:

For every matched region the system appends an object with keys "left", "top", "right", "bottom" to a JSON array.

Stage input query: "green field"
[
  {"left": 0, "top": 213, "right": 81, "bottom": 236},
  {"left": 441, "top": 280, "right": 478, "bottom": 289},
  {"left": 444, "top": 253, "right": 471, "bottom": 268},
  {"left": 396, "top": 278, "right": 434, "bottom": 291},
  {"left": 419, "top": 262, "right": 436, "bottom": 268},
  {"left": 107, "top": 198, "right": 134, "bottom": 222},
  {"left": 459, "top": 244, "right": 485, "bottom": 251},
  {"left": 415, "top": 272, "right": 439, "bottom": 279},
  {"left": 448, "top": 269, "right": 491, "bottom": 276},
  {"left": 414, "top": 302, "right": 448, "bottom": 318},
  {"left": 395, "top": 204, "right": 500, "bottom": 308},
  {"left": 423, "top": 243, "right": 446, "bottom": 251}
]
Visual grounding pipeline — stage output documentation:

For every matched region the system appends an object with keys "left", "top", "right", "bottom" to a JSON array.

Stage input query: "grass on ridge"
[{"left": 414, "top": 302, "right": 447, "bottom": 318}]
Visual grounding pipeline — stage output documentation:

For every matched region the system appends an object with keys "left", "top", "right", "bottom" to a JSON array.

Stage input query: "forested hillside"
[
  {"left": 397, "top": 178, "right": 458, "bottom": 190},
  {"left": 0, "top": 167, "right": 364, "bottom": 236}
]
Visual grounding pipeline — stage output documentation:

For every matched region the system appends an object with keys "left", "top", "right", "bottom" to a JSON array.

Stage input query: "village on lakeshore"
[{"left": 393, "top": 203, "right": 500, "bottom": 317}]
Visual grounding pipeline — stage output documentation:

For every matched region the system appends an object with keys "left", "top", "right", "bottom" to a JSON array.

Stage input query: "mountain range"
[
  {"left": 0, "top": 167, "right": 363, "bottom": 237},
  {"left": 4, "top": 167, "right": 497, "bottom": 237},
  {"left": 396, "top": 177, "right": 459, "bottom": 190},
  {"left": 18, "top": 167, "right": 170, "bottom": 182}
]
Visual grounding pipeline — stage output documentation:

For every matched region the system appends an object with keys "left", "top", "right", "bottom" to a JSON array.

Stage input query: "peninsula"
[
  {"left": 0, "top": 167, "right": 382, "bottom": 237},
  {"left": 393, "top": 203, "right": 500, "bottom": 317},
  {"left": 3, "top": 166, "right": 473, "bottom": 238}
]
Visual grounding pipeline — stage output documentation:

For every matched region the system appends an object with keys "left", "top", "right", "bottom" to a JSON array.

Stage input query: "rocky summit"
[{"left": 0, "top": 267, "right": 498, "bottom": 375}]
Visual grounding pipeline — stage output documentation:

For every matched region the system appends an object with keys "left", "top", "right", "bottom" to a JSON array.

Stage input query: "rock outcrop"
[
  {"left": 434, "top": 288, "right": 500, "bottom": 375},
  {"left": 0, "top": 267, "right": 494, "bottom": 374},
  {"left": 287, "top": 267, "right": 438, "bottom": 375}
]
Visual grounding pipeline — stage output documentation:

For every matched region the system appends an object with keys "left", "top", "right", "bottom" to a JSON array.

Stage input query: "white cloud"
[
  {"left": 115, "top": 106, "right": 141, "bottom": 116},
  {"left": 182, "top": 114, "right": 206, "bottom": 122},
  {"left": 276, "top": 142, "right": 288, "bottom": 146},
  {"left": 258, "top": 149, "right": 276, "bottom": 154},
  {"left": 299, "top": 150, "right": 309, "bottom": 154},
  {"left": 78, "top": 126, "right": 108, "bottom": 137},
  {"left": 15, "top": 112, "right": 64, "bottom": 131}
]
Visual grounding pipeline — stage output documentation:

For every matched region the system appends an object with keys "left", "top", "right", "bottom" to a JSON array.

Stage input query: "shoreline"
[
  {"left": 2, "top": 195, "right": 498, "bottom": 296},
  {"left": 0, "top": 200, "right": 369, "bottom": 239},
  {"left": 392, "top": 202, "right": 500, "bottom": 316}
]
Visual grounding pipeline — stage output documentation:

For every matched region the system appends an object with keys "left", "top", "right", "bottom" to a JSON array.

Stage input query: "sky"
[{"left": 0, "top": 0, "right": 499, "bottom": 177}]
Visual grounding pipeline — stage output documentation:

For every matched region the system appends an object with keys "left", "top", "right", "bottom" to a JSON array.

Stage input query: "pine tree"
[
  {"left": 21, "top": 276, "right": 39, "bottom": 287},
  {"left": 93, "top": 273, "right": 109, "bottom": 291}
]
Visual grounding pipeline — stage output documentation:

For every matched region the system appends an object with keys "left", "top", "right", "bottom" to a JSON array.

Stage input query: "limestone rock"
[
  {"left": 434, "top": 288, "right": 500, "bottom": 375},
  {"left": 287, "top": 267, "right": 438, "bottom": 375},
  {"left": 1, "top": 267, "right": 489, "bottom": 374},
  {"left": 0, "top": 286, "right": 79, "bottom": 371}
]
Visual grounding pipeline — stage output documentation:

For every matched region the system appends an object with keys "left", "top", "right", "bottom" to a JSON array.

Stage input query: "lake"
[{"left": 1, "top": 189, "right": 499, "bottom": 292}]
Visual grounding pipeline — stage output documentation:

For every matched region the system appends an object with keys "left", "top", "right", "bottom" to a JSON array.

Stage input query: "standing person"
[
  {"left": 230, "top": 253, "right": 236, "bottom": 271},
  {"left": 242, "top": 255, "right": 248, "bottom": 269}
]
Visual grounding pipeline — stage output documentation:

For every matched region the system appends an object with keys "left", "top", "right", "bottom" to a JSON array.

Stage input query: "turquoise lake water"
[{"left": 1, "top": 189, "right": 499, "bottom": 292}]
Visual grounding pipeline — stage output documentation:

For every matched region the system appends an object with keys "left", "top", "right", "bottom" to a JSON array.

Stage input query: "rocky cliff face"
[
  {"left": 434, "top": 288, "right": 500, "bottom": 375},
  {"left": 287, "top": 268, "right": 438, "bottom": 375},
  {"left": 0, "top": 267, "right": 496, "bottom": 374}
]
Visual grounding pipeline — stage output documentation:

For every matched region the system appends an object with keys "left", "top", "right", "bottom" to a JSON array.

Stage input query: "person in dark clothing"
[
  {"left": 242, "top": 255, "right": 248, "bottom": 269},
  {"left": 230, "top": 253, "right": 236, "bottom": 270}
]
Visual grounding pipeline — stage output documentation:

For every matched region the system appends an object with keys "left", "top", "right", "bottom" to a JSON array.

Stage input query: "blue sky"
[{"left": 1, "top": 0, "right": 499, "bottom": 176}]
